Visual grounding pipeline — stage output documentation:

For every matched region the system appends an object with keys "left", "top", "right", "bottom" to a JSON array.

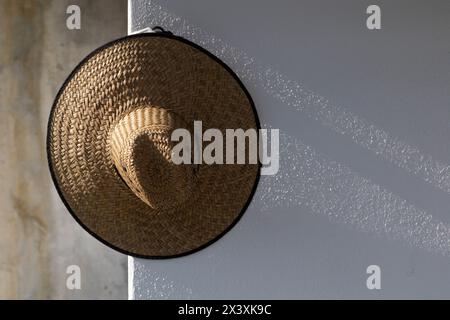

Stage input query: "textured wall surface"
[
  {"left": 0, "top": 0, "right": 127, "bottom": 299},
  {"left": 131, "top": 0, "right": 450, "bottom": 299}
]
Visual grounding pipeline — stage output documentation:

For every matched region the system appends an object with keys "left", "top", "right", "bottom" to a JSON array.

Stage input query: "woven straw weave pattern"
[
  {"left": 48, "top": 36, "right": 259, "bottom": 257},
  {"left": 110, "top": 107, "right": 195, "bottom": 210}
]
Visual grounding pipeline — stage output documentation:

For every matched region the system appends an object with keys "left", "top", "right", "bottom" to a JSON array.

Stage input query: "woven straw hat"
[{"left": 47, "top": 31, "right": 260, "bottom": 258}]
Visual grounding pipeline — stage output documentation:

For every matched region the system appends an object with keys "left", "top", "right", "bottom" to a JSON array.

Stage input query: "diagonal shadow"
[{"left": 255, "top": 133, "right": 450, "bottom": 257}]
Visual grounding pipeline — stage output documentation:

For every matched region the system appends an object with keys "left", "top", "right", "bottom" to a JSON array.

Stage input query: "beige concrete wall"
[{"left": 0, "top": 0, "right": 127, "bottom": 299}]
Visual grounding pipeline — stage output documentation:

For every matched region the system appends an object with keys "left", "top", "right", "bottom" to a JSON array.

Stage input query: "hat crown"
[{"left": 110, "top": 107, "right": 195, "bottom": 210}]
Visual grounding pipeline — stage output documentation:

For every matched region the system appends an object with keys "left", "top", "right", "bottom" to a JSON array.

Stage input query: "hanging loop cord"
[{"left": 152, "top": 26, "right": 173, "bottom": 35}]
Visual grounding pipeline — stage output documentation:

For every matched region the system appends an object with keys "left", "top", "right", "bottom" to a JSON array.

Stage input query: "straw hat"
[{"left": 47, "top": 31, "right": 260, "bottom": 258}]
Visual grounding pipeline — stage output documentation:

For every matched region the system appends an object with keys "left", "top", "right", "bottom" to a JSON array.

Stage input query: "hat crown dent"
[{"left": 110, "top": 106, "right": 195, "bottom": 210}]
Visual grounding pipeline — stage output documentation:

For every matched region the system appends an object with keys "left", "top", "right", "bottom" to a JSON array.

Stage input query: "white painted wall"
[{"left": 129, "top": 0, "right": 450, "bottom": 299}]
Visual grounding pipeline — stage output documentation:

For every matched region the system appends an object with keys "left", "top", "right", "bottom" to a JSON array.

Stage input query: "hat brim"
[{"left": 47, "top": 33, "right": 261, "bottom": 258}]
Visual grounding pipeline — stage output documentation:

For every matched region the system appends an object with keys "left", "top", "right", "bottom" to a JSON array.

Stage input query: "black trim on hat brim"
[{"left": 47, "top": 31, "right": 262, "bottom": 259}]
